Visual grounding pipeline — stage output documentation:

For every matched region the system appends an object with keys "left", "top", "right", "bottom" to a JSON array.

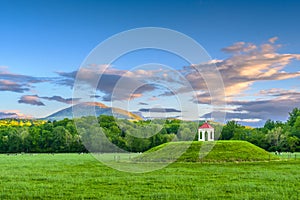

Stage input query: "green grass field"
[{"left": 0, "top": 153, "right": 300, "bottom": 199}]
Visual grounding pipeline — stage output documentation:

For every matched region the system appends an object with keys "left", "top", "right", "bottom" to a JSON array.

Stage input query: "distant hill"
[
  {"left": 44, "top": 102, "right": 142, "bottom": 121},
  {"left": 134, "top": 141, "right": 278, "bottom": 162}
]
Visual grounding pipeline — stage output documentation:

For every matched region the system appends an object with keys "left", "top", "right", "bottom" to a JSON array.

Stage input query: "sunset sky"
[{"left": 1, "top": 0, "right": 300, "bottom": 126}]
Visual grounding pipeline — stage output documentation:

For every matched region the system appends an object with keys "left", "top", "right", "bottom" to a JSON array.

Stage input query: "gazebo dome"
[{"left": 199, "top": 122, "right": 213, "bottom": 129}]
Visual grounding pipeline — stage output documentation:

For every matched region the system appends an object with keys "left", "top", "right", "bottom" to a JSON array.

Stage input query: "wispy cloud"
[
  {"left": 0, "top": 79, "right": 30, "bottom": 93},
  {"left": 221, "top": 41, "right": 257, "bottom": 53},
  {"left": 0, "top": 67, "right": 54, "bottom": 93},
  {"left": 18, "top": 95, "right": 45, "bottom": 106},
  {"left": 40, "top": 96, "right": 80, "bottom": 104},
  {"left": 0, "top": 110, "right": 32, "bottom": 119},
  {"left": 18, "top": 95, "right": 80, "bottom": 106},
  {"left": 139, "top": 108, "right": 181, "bottom": 113},
  {"left": 258, "top": 88, "right": 300, "bottom": 99},
  {"left": 269, "top": 36, "right": 278, "bottom": 44},
  {"left": 138, "top": 102, "right": 148, "bottom": 105},
  {"left": 148, "top": 96, "right": 159, "bottom": 101}
]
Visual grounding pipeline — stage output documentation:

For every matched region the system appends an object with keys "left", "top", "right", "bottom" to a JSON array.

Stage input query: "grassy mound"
[{"left": 134, "top": 141, "right": 278, "bottom": 163}]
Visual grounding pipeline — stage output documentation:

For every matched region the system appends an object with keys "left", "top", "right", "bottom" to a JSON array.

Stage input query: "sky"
[{"left": 0, "top": 0, "right": 300, "bottom": 126}]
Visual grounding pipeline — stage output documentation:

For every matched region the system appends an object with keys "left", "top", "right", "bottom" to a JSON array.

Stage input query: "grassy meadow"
[
  {"left": 135, "top": 141, "right": 279, "bottom": 163},
  {"left": 0, "top": 153, "right": 299, "bottom": 199}
]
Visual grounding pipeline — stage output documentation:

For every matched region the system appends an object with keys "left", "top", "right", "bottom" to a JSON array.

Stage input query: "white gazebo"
[{"left": 198, "top": 122, "right": 214, "bottom": 141}]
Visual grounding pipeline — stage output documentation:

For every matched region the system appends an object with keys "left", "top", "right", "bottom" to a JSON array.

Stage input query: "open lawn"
[{"left": 0, "top": 153, "right": 299, "bottom": 199}]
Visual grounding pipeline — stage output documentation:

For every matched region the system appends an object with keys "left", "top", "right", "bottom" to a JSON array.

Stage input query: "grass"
[
  {"left": 135, "top": 141, "right": 278, "bottom": 162},
  {"left": 0, "top": 153, "right": 300, "bottom": 199},
  {"left": 272, "top": 152, "right": 300, "bottom": 160}
]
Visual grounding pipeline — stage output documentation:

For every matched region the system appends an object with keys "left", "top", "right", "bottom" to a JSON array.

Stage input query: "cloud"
[
  {"left": 18, "top": 94, "right": 81, "bottom": 106},
  {"left": 184, "top": 37, "right": 300, "bottom": 103},
  {"left": 0, "top": 80, "right": 30, "bottom": 93},
  {"left": 55, "top": 71, "right": 76, "bottom": 87},
  {"left": 221, "top": 42, "right": 257, "bottom": 53},
  {"left": 139, "top": 108, "right": 181, "bottom": 113},
  {"left": 230, "top": 118, "right": 262, "bottom": 123},
  {"left": 56, "top": 64, "right": 201, "bottom": 104},
  {"left": 202, "top": 93, "right": 300, "bottom": 126},
  {"left": 0, "top": 110, "right": 32, "bottom": 119},
  {"left": 138, "top": 102, "right": 148, "bottom": 105},
  {"left": 258, "top": 88, "right": 300, "bottom": 99},
  {"left": 18, "top": 95, "right": 45, "bottom": 106},
  {"left": 90, "top": 95, "right": 101, "bottom": 98},
  {"left": 192, "top": 91, "right": 212, "bottom": 104},
  {"left": 0, "top": 111, "right": 20, "bottom": 119},
  {"left": 148, "top": 96, "right": 159, "bottom": 101},
  {"left": 0, "top": 68, "right": 50, "bottom": 83},
  {"left": 0, "top": 67, "right": 54, "bottom": 93},
  {"left": 231, "top": 99, "right": 295, "bottom": 121},
  {"left": 158, "top": 91, "right": 175, "bottom": 97},
  {"left": 57, "top": 66, "right": 158, "bottom": 101},
  {"left": 228, "top": 97, "right": 300, "bottom": 121},
  {"left": 269, "top": 37, "right": 278, "bottom": 44},
  {"left": 40, "top": 96, "right": 80, "bottom": 104},
  {"left": 54, "top": 37, "right": 300, "bottom": 124},
  {"left": 201, "top": 111, "right": 264, "bottom": 126}
]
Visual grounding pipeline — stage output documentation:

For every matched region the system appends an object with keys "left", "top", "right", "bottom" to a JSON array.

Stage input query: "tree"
[
  {"left": 246, "top": 129, "right": 267, "bottom": 149},
  {"left": 287, "top": 108, "right": 300, "bottom": 127},
  {"left": 291, "top": 116, "right": 300, "bottom": 138},
  {"left": 264, "top": 119, "right": 275, "bottom": 131},
  {"left": 177, "top": 127, "right": 193, "bottom": 141},
  {"left": 51, "top": 126, "right": 71, "bottom": 152},
  {"left": 27, "top": 126, "right": 42, "bottom": 152},
  {"left": 287, "top": 136, "right": 300, "bottom": 152},
  {"left": 266, "top": 127, "right": 283, "bottom": 151},
  {"left": 124, "top": 134, "right": 151, "bottom": 152},
  {"left": 221, "top": 121, "right": 239, "bottom": 140},
  {"left": 231, "top": 127, "right": 247, "bottom": 140},
  {"left": 7, "top": 130, "right": 23, "bottom": 153}
]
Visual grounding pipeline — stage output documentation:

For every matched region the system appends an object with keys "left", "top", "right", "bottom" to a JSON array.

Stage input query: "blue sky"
[{"left": 1, "top": 0, "right": 300, "bottom": 126}]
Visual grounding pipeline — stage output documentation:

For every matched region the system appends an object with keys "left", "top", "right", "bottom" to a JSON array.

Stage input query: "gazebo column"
[{"left": 208, "top": 130, "right": 214, "bottom": 141}]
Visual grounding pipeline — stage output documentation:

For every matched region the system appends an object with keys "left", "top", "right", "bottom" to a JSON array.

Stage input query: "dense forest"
[{"left": 0, "top": 108, "right": 299, "bottom": 153}]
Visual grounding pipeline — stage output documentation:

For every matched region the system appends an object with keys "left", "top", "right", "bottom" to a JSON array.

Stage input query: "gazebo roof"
[{"left": 199, "top": 122, "right": 213, "bottom": 129}]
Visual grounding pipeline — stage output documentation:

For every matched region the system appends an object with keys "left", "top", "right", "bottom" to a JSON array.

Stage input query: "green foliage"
[
  {"left": 0, "top": 116, "right": 198, "bottom": 153},
  {"left": 0, "top": 118, "right": 85, "bottom": 153},
  {"left": 291, "top": 116, "right": 300, "bottom": 138},
  {"left": 220, "top": 121, "right": 244, "bottom": 140},
  {"left": 0, "top": 107, "right": 300, "bottom": 153},
  {"left": 264, "top": 119, "right": 276, "bottom": 131},
  {"left": 287, "top": 107, "right": 300, "bottom": 127}
]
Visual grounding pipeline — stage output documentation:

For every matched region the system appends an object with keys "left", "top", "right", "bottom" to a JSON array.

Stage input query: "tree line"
[
  {"left": 0, "top": 116, "right": 197, "bottom": 153},
  {"left": 0, "top": 108, "right": 299, "bottom": 153},
  {"left": 220, "top": 108, "right": 300, "bottom": 152}
]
